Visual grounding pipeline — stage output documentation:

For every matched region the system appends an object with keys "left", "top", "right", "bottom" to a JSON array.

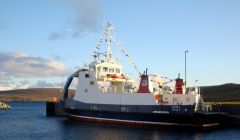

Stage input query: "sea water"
[{"left": 0, "top": 102, "right": 239, "bottom": 140}]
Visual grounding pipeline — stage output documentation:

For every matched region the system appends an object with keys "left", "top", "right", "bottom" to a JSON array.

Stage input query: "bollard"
[{"left": 46, "top": 102, "right": 56, "bottom": 116}]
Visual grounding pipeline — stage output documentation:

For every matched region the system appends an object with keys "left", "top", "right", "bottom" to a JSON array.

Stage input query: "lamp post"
[{"left": 185, "top": 50, "right": 188, "bottom": 86}]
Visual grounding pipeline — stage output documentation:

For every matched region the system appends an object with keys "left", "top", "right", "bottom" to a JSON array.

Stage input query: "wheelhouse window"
[
  {"left": 109, "top": 68, "right": 114, "bottom": 73},
  {"left": 97, "top": 67, "right": 101, "bottom": 72},
  {"left": 103, "top": 67, "right": 108, "bottom": 72},
  {"left": 115, "top": 68, "right": 120, "bottom": 73}
]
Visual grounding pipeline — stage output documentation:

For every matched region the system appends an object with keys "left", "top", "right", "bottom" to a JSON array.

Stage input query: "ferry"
[{"left": 63, "top": 23, "right": 219, "bottom": 128}]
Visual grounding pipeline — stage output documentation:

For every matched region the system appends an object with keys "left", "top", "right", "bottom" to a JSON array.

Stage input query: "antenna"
[
  {"left": 105, "top": 22, "right": 113, "bottom": 62},
  {"left": 95, "top": 22, "right": 141, "bottom": 76},
  {"left": 185, "top": 50, "right": 188, "bottom": 86}
]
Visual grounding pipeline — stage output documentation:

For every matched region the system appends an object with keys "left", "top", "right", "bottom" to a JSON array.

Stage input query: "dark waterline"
[{"left": 0, "top": 102, "right": 239, "bottom": 140}]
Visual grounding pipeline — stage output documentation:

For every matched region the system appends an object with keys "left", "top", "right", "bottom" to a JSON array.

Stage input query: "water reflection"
[
  {"left": 1, "top": 102, "right": 239, "bottom": 140},
  {"left": 58, "top": 120, "right": 226, "bottom": 140}
]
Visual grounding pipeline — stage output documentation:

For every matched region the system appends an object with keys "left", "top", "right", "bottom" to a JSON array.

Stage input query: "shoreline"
[{"left": 0, "top": 83, "right": 240, "bottom": 102}]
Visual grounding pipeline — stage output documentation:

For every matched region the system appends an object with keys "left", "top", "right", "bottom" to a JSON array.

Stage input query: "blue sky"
[{"left": 0, "top": 0, "right": 240, "bottom": 90}]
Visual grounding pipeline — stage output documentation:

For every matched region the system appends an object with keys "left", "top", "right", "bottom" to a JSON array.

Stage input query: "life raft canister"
[{"left": 106, "top": 74, "right": 128, "bottom": 80}]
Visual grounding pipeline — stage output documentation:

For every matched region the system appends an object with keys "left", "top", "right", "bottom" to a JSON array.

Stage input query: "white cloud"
[
  {"left": 0, "top": 51, "right": 67, "bottom": 77},
  {"left": 0, "top": 85, "right": 14, "bottom": 91},
  {"left": 48, "top": 31, "right": 65, "bottom": 40},
  {"left": 48, "top": 60, "right": 66, "bottom": 74},
  {"left": 0, "top": 73, "right": 12, "bottom": 81},
  {"left": 49, "top": 0, "right": 103, "bottom": 40},
  {"left": 0, "top": 79, "right": 64, "bottom": 91},
  {"left": 29, "top": 80, "right": 62, "bottom": 88},
  {"left": 15, "top": 82, "right": 30, "bottom": 89},
  {"left": 0, "top": 73, "right": 14, "bottom": 90}
]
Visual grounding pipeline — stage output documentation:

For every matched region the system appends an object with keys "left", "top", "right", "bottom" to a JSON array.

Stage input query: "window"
[
  {"left": 85, "top": 74, "right": 89, "bottom": 78},
  {"left": 84, "top": 89, "right": 88, "bottom": 92},
  {"left": 109, "top": 68, "right": 114, "bottom": 73},
  {"left": 90, "top": 106, "right": 99, "bottom": 111},
  {"left": 115, "top": 68, "right": 120, "bottom": 73},
  {"left": 90, "top": 81, "right": 94, "bottom": 85},
  {"left": 121, "top": 107, "right": 129, "bottom": 112},
  {"left": 103, "top": 67, "right": 108, "bottom": 72},
  {"left": 97, "top": 67, "right": 101, "bottom": 72}
]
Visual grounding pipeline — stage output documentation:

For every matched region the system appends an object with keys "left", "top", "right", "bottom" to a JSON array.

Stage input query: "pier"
[
  {"left": 46, "top": 100, "right": 67, "bottom": 116},
  {"left": 205, "top": 102, "right": 240, "bottom": 115}
]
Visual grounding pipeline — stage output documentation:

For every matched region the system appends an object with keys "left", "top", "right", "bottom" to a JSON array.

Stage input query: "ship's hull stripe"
[
  {"left": 64, "top": 108, "right": 219, "bottom": 125},
  {"left": 68, "top": 114, "right": 220, "bottom": 128},
  {"left": 70, "top": 114, "right": 190, "bottom": 126},
  {"left": 65, "top": 99, "right": 195, "bottom": 114}
]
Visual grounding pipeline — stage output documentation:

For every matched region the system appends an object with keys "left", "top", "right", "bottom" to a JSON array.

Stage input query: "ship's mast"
[
  {"left": 93, "top": 22, "right": 141, "bottom": 76},
  {"left": 105, "top": 23, "right": 112, "bottom": 62}
]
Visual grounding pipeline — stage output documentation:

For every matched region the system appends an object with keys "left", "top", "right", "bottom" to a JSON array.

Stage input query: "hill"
[
  {"left": 201, "top": 83, "right": 240, "bottom": 102},
  {"left": 0, "top": 83, "right": 240, "bottom": 102},
  {"left": 0, "top": 88, "right": 75, "bottom": 102}
]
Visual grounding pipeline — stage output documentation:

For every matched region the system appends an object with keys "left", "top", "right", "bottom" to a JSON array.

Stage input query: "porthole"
[{"left": 90, "top": 81, "right": 94, "bottom": 85}]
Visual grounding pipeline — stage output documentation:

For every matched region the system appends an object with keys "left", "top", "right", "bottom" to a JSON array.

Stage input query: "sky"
[{"left": 0, "top": 0, "right": 240, "bottom": 90}]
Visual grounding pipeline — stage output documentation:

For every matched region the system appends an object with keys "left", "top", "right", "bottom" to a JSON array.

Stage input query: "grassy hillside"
[
  {"left": 0, "top": 88, "right": 75, "bottom": 102},
  {"left": 201, "top": 83, "right": 240, "bottom": 102},
  {"left": 0, "top": 83, "right": 240, "bottom": 102}
]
